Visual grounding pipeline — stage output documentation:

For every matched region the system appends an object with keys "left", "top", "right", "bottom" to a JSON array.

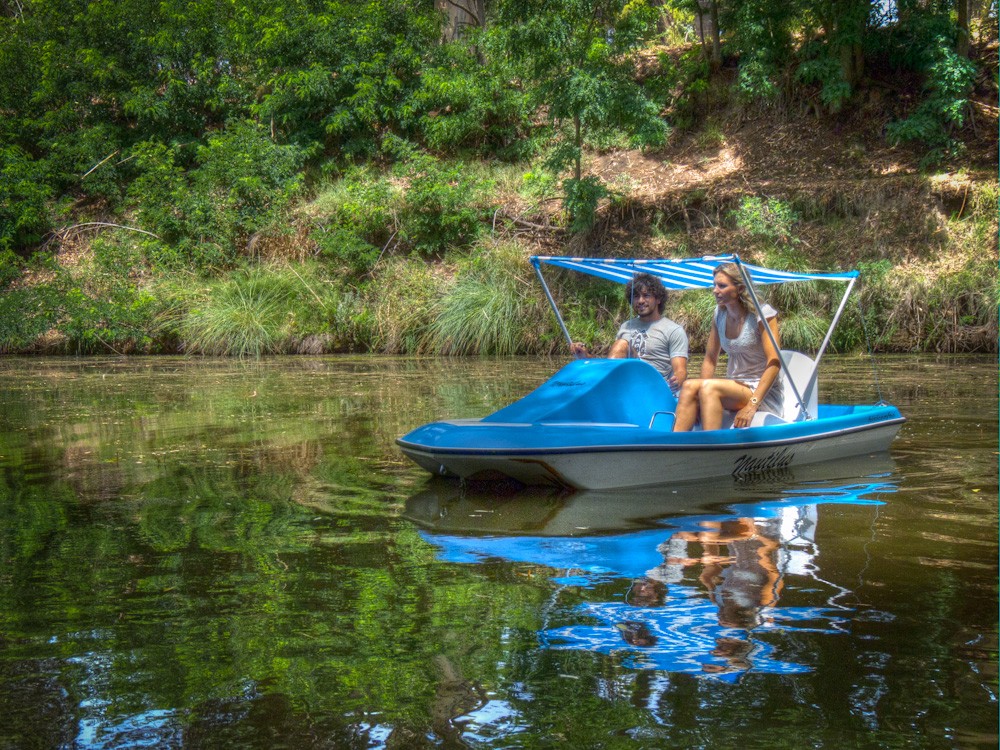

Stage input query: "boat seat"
[
  {"left": 777, "top": 349, "right": 818, "bottom": 422},
  {"left": 705, "top": 350, "right": 819, "bottom": 429}
]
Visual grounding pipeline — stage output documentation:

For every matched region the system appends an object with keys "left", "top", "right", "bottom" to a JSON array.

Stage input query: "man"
[{"left": 571, "top": 272, "right": 688, "bottom": 393}]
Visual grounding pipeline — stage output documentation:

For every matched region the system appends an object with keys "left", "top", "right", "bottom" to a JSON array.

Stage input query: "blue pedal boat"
[{"left": 397, "top": 254, "right": 905, "bottom": 490}]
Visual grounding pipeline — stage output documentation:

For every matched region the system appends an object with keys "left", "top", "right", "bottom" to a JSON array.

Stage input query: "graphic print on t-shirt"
[{"left": 629, "top": 329, "right": 648, "bottom": 357}]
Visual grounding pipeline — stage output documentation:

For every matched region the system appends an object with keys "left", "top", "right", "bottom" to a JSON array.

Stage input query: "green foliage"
[
  {"left": 520, "top": 169, "right": 560, "bottom": 201},
  {"left": 652, "top": 0, "right": 699, "bottom": 47},
  {"left": 0, "top": 242, "right": 159, "bottom": 355},
  {"left": 156, "top": 262, "right": 343, "bottom": 357},
  {"left": 408, "top": 36, "right": 534, "bottom": 158},
  {"left": 488, "top": 0, "right": 667, "bottom": 219},
  {"left": 391, "top": 146, "right": 492, "bottom": 255},
  {"left": 882, "top": 9, "right": 978, "bottom": 160},
  {"left": 58, "top": 284, "right": 158, "bottom": 355},
  {"left": 425, "top": 244, "right": 545, "bottom": 355},
  {"left": 0, "top": 285, "right": 62, "bottom": 354},
  {"left": 0, "top": 249, "right": 23, "bottom": 291},
  {"left": 309, "top": 168, "right": 400, "bottom": 274},
  {"left": 730, "top": 196, "right": 799, "bottom": 244},
  {"left": 650, "top": 48, "right": 712, "bottom": 130},
  {"left": 127, "top": 122, "right": 305, "bottom": 267},
  {"left": 563, "top": 175, "right": 610, "bottom": 233},
  {"left": 724, "top": 0, "right": 796, "bottom": 103},
  {"left": 0, "top": 146, "right": 52, "bottom": 251},
  {"left": 795, "top": 45, "right": 852, "bottom": 112}
]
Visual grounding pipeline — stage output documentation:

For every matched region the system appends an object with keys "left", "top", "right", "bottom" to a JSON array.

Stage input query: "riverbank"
[{"left": 2, "top": 46, "right": 996, "bottom": 357}]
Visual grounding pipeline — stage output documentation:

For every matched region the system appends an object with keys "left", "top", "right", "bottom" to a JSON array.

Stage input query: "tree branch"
[{"left": 60, "top": 222, "right": 161, "bottom": 239}]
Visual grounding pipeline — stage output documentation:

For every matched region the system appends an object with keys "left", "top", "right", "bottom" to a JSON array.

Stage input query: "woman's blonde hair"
[{"left": 714, "top": 263, "right": 757, "bottom": 313}]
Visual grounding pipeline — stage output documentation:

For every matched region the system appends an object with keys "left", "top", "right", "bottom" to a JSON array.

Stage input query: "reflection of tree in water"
[{"left": 429, "top": 655, "right": 487, "bottom": 747}]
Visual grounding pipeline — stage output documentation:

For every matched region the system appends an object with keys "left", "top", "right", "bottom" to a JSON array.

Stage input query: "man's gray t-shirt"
[{"left": 615, "top": 317, "right": 689, "bottom": 389}]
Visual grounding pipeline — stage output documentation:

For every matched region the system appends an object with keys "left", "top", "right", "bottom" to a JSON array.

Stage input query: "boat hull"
[{"left": 397, "top": 405, "right": 905, "bottom": 490}]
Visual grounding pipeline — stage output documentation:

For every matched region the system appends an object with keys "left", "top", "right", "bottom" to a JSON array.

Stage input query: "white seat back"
[{"left": 779, "top": 349, "right": 818, "bottom": 421}]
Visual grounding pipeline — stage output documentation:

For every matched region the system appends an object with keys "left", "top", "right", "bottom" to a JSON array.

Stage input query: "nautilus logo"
[{"left": 732, "top": 447, "right": 795, "bottom": 475}]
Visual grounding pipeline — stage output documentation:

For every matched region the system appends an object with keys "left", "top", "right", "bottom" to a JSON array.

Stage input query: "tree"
[{"left": 487, "top": 0, "right": 668, "bottom": 230}]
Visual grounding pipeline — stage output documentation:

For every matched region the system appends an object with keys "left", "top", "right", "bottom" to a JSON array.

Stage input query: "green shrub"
[
  {"left": 731, "top": 196, "right": 799, "bottom": 244},
  {"left": 0, "top": 285, "right": 62, "bottom": 353},
  {"left": 883, "top": 15, "right": 978, "bottom": 159},
  {"left": 425, "top": 244, "right": 546, "bottom": 355},
  {"left": 409, "top": 37, "right": 533, "bottom": 158},
  {"left": 59, "top": 284, "right": 158, "bottom": 354},
  {"left": 563, "top": 175, "right": 610, "bottom": 234},
  {"left": 127, "top": 122, "right": 305, "bottom": 267},
  {"left": 393, "top": 147, "right": 492, "bottom": 255},
  {"left": 647, "top": 48, "right": 711, "bottom": 131},
  {"left": 308, "top": 168, "right": 400, "bottom": 274},
  {"left": 795, "top": 47, "right": 852, "bottom": 113},
  {"left": 0, "top": 145, "right": 52, "bottom": 251},
  {"left": 157, "top": 262, "right": 342, "bottom": 357},
  {"left": 0, "top": 248, "right": 23, "bottom": 290}
]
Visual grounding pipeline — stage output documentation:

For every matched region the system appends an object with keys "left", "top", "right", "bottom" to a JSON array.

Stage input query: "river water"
[{"left": 0, "top": 354, "right": 995, "bottom": 749}]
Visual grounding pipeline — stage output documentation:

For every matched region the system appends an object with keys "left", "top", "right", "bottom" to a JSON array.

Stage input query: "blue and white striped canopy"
[{"left": 530, "top": 254, "right": 857, "bottom": 290}]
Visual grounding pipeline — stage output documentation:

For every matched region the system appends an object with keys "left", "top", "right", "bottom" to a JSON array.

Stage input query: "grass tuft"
[
  {"left": 425, "top": 243, "right": 547, "bottom": 355},
  {"left": 156, "top": 263, "right": 342, "bottom": 357}
]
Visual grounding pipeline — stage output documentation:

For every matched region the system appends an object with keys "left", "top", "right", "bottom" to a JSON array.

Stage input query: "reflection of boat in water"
[
  {"left": 397, "top": 255, "right": 905, "bottom": 490},
  {"left": 404, "top": 452, "right": 897, "bottom": 537},
  {"left": 408, "top": 458, "right": 898, "bottom": 681}
]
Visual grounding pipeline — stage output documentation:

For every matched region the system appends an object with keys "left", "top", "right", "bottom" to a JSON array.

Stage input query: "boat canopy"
[{"left": 530, "top": 254, "right": 857, "bottom": 290}]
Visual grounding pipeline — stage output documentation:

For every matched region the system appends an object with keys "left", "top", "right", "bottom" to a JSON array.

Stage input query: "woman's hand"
[{"left": 733, "top": 401, "right": 759, "bottom": 428}]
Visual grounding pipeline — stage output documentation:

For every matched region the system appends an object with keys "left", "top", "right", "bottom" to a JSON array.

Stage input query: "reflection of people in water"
[
  {"left": 617, "top": 577, "right": 667, "bottom": 647},
  {"left": 666, "top": 517, "right": 783, "bottom": 672}
]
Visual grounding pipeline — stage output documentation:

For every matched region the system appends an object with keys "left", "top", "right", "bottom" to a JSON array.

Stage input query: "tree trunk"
[
  {"left": 694, "top": 0, "right": 722, "bottom": 69},
  {"left": 436, "top": 0, "right": 485, "bottom": 41},
  {"left": 956, "top": 0, "right": 971, "bottom": 57},
  {"left": 708, "top": 0, "right": 722, "bottom": 70},
  {"left": 574, "top": 114, "right": 582, "bottom": 182}
]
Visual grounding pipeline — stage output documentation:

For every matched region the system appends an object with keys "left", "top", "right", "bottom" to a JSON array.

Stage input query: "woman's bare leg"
[
  {"left": 699, "top": 379, "right": 753, "bottom": 431},
  {"left": 672, "top": 378, "right": 704, "bottom": 432}
]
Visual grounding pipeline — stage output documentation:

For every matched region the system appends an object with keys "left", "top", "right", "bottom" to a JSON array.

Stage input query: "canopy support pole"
[
  {"left": 532, "top": 259, "right": 573, "bottom": 349},
  {"left": 805, "top": 276, "right": 857, "bottom": 406},
  {"left": 815, "top": 276, "right": 855, "bottom": 369}
]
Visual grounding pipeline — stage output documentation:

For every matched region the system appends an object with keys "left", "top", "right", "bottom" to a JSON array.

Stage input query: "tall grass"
[
  {"left": 156, "top": 263, "right": 342, "bottom": 357},
  {"left": 425, "top": 243, "right": 548, "bottom": 355},
  {"left": 363, "top": 257, "right": 447, "bottom": 354}
]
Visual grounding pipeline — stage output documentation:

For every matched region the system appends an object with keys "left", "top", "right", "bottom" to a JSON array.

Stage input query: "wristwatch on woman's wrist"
[{"left": 750, "top": 396, "right": 759, "bottom": 405}]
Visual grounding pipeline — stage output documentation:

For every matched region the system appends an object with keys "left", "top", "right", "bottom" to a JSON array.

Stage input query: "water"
[{"left": 0, "top": 354, "right": 995, "bottom": 749}]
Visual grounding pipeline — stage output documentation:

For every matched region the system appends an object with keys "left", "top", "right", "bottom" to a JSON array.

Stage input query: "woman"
[{"left": 672, "top": 263, "right": 783, "bottom": 431}]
